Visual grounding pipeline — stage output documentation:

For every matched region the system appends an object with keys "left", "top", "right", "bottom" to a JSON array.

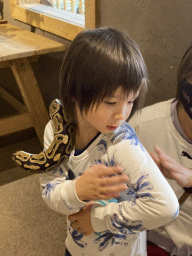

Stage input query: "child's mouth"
[{"left": 107, "top": 125, "right": 118, "bottom": 131}]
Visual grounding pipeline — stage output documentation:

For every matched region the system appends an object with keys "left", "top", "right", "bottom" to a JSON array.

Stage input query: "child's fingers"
[
  {"left": 70, "top": 220, "right": 80, "bottom": 229},
  {"left": 150, "top": 152, "right": 160, "bottom": 166},
  {"left": 76, "top": 165, "right": 128, "bottom": 201},
  {"left": 154, "top": 145, "right": 173, "bottom": 164},
  {"left": 104, "top": 192, "right": 120, "bottom": 198},
  {"left": 153, "top": 146, "right": 191, "bottom": 186},
  {"left": 154, "top": 145, "right": 166, "bottom": 157},
  {"left": 153, "top": 146, "right": 179, "bottom": 179},
  {"left": 69, "top": 221, "right": 87, "bottom": 235},
  {"left": 154, "top": 146, "right": 172, "bottom": 169},
  {"left": 68, "top": 209, "right": 80, "bottom": 221},
  {"left": 154, "top": 146, "right": 178, "bottom": 170},
  {"left": 150, "top": 149, "right": 169, "bottom": 176},
  {"left": 100, "top": 173, "right": 129, "bottom": 186},
  {"left": 95, "top": 165, "right": 124, "bottom": 178},
  {"left": 86, "top": 201, "right": 95, "bottom": 206},
  {"left": 99, "top": 182, "right": 128, "bottom": 196}
]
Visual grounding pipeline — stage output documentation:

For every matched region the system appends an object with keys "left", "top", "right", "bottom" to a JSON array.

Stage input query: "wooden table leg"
[{"left": 11, "top": 58, "right": 49, "bottom": 145}]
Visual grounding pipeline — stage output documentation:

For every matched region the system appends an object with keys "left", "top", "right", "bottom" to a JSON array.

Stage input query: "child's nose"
[
  {"left": 114, "top": 108, "right": 126, "bottom": 121},
  {"left": 114, "top": 113, "right": 125, "bottom": 121}
]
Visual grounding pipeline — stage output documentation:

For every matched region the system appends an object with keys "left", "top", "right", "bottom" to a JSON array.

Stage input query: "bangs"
[
  {"left": 59, "top": 27, "right": 148, "bottom": 119},
  {"left": 75, "top": 34, "right": 147, "bottom": 108}
]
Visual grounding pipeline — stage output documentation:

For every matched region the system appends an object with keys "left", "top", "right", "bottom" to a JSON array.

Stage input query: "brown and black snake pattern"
[{"left": 12, "top": 99, "right": 76, "bottom": 173}]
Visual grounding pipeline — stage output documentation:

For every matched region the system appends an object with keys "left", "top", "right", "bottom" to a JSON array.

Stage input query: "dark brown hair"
[
  {"left": 176, "top": 44, "right": 192, "bottom": 100},
  {"left": 59, "top": 27, "right": 148, "bottom": 123}
]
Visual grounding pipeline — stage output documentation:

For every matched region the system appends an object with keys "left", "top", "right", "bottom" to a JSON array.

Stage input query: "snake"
[
  {"left": 12, "top": 99, "right": 76, "bottom": 173},
  {"left": 12, "top": 99, "right": 190, "bottom": 205}
]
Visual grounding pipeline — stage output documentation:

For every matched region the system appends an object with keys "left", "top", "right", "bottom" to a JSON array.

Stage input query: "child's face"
[{"left": 79, "top": 86, "right": 139, "bottom": 136}]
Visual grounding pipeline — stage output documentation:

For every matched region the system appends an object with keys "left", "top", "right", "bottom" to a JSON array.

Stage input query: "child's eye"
[
  {"left": 127, "top": 100, "right": 134, "bottom": 104},
  {"left": 105, "top": 101, "right": 116, "bottom": 105}
]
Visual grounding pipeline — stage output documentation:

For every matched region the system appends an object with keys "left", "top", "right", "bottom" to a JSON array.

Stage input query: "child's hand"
[
  {"left": 150, "top": 145, "right": 192, "bottom": 188},
  {"left": 68, "top": 202, "right": 94, "bottom": 236},
  {"left": 75, "top": 164, "right": 129, "bottom": 201}
]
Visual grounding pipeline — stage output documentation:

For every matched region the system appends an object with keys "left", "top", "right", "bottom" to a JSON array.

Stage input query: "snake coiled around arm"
[{"left": 12, "top": 99, "right": 76, "bottom": 173}]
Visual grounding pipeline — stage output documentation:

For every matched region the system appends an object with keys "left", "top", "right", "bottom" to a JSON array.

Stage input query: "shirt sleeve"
[
  {"left": 39, "top": 120, "right": 86, "bottom": 215},
  {"left": 90, "top": 128, "right": 179, "bottom": 235}
]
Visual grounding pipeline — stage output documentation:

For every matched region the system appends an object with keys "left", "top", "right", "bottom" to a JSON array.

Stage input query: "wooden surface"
[
  {"left": 0, "top": 23, "right": 66, "bottom": 144},
  {"left": 0, "top": 23, "right": 66, "bottom": 61},
  {"left": 9, "top": 0, "right": 96, "bottom": 40},
  {"left": 0, "top": 20, "right": 8, "bottom": 24}
]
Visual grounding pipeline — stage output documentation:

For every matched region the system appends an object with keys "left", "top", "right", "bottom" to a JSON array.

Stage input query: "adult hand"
[
  {"left": 150, "top": 145, "right": 192, "bottom": 188},
  {"left": 75, "top": 164, "right": 129, "bottom": 201},
  {"left": 68, "top": 201, "right": 94, "bottom": 236}
]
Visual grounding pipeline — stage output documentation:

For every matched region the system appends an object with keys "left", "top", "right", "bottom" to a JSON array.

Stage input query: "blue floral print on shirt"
[
  {"left": 69, "top": 225, "right": 87, "bottom": 248},
  {"left": 93, "top": 199, "right": 129, "bottom": 251},
  {"left": 111, "top": 213, "right": 144, "bottom": 235},
  {"left": 131, "top": 172, "right": 153, "bottom": 205},
  {"left": 97, "top": 139, "right": 107, "bottom": 152},
  {"left": 94, "top": 231, "right": 127, "bottom": 251},
  {"left": 110, "top": 123, "right": 145, "bottom": 151},
  {"left": 42, "top": 182, "right": 61, "bottom": 198}
]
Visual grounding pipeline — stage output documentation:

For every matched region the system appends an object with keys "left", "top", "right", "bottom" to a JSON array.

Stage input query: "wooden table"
[{"left": 0, "top": 23, "right": 66, "bottom": 145}]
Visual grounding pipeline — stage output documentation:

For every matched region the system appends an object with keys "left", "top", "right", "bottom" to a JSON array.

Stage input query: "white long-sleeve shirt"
[
  {"left": 40, "top": 121, "right": 179, "bottom": 256},
  {"left": 129, "top": 98, "right": 192, "bottom": 255}
]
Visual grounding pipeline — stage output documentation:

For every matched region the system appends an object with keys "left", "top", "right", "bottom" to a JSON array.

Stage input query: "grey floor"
[
  {"left": 0, "top": 128, "right": 68, "bottom": 255},
  {"left": 0, "top": 92, "right": 68, "bottom": 255},
  {"left": 0, "top": 94, "right": 43, "bottom": 185},
  {"left": 0, "top": 128, "right": 43, "bottom": 186}
]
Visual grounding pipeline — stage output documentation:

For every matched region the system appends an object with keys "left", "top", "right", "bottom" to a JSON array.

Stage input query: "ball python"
[
  {"left": 12, "top": 99, "right": 190, "bottom": 206},
  {"left": 12, "top": 99, "right": 76, "bottom": 173}
]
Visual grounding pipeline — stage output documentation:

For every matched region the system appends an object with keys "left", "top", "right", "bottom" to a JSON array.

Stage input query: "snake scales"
[{"left": 12, "top": 99, "right": 76, "bottom": 173}]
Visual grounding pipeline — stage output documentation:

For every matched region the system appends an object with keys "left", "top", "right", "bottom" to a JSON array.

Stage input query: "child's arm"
[
  {"left": 68, "top": 202, "right": 95, "bottom": 236},
  {"left": 40, "top": 121, "right": 129, "bottom": 215},
  {"left": 79, "top": 131, "right": 179, "bottom": 235}
]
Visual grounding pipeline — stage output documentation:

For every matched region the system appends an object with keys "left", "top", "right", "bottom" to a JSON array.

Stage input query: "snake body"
[{"left": 12, "top": 99, "right": 76, "bottom": 173}]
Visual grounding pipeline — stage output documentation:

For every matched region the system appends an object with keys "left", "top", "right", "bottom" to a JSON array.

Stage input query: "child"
[
  {"left": 129, "top": 44, "right": 192, "bottom": 255},
  {"left": 40, "top": 27, "right": 179, "bottom": 256}
]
